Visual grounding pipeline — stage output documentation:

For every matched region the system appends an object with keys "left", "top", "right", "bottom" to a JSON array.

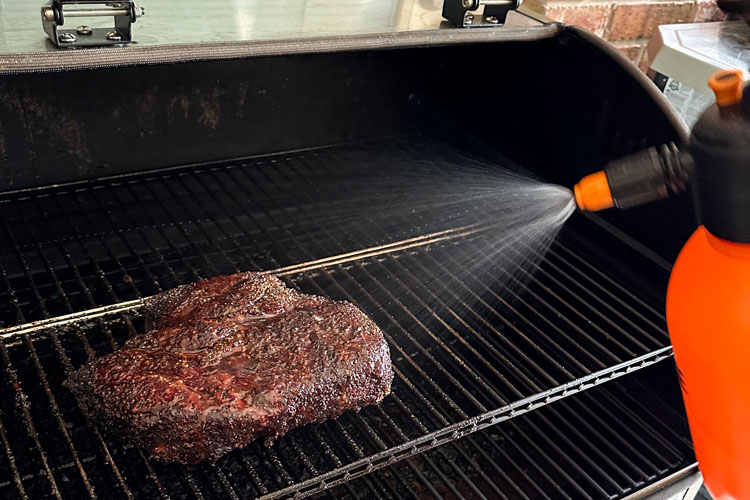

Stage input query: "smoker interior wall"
[
  {"left": 0, "top": 52, "right": 423, "bottom": 189},
  {"left": 414, "top": 28, "right": 695, "bottom": 261},
  {"left": 0, "top": 29, "right": 694, "bottom": 259}
]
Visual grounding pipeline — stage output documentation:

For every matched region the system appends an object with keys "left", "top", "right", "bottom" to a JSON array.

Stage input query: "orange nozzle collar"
[
  {"left": 708, "top": 69, "right": 744, "bottom": 107},
  {"left": 573, "top": 170, "right": 614, "bottom": 212}
]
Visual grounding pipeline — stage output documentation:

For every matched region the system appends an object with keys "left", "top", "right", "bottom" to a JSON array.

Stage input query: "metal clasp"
[
  {"left": 443, "top": 0, "right": 522, "bottom": 27},
  {"left": 41, "top": 0, "right": 145, "bottom": 48}
]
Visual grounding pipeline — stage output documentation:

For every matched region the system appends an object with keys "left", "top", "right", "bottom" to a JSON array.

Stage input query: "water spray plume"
[{"left": 294, "top": 140, "right": 577, "bottom": 312}]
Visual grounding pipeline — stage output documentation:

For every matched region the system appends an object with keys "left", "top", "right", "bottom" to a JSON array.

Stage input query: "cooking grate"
[{"left": 0, "top": 137, "right": 687, "bottom": 499}]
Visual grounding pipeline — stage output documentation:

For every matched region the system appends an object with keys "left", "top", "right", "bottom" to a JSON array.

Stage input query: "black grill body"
[{"left": 0, "top": 25, "right": 698, "bottom": 499}]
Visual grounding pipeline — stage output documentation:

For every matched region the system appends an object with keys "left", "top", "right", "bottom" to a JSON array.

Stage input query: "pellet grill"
[{"left": 0, "top": 1, "right": 703, "bottom": 499}]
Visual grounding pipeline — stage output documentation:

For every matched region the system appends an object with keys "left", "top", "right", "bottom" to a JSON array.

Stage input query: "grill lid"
[{"left": 0, "top": 0, "right": 546, "bottom": 74}]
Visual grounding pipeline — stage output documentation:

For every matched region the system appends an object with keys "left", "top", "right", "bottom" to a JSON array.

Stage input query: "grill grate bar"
[
  {"left": 600, "top": 390, "right": 686, "bottom": 459},
  {"left": 370, "top": 255, "right": 530, "bottom": 398},
  {"left": 432, "top": 236, "right": 660, "bottom": 375},
  {"left": 338, "top": 413, "right": 429, "bottom": 496},
  {"left": 321, "top": 421, "right": 424, "bottom": 500},
  {"left": 284, "top": 433, "right": 362, "bottom": 499},
  {"left": 392, "top": 368, "right": 547, "bottom": 500},
  {"left": 531, "top": 408, "right": 625, "bottom": 494},
  {"left": 566, "top": 394, "right": 669, "bottom": 474},
  {"left": 317, "top": 269, "right": 472, "bottom": 422},
  {"left": 347, "top": 419, "right": 438, "bottom": 498},
  {"left": 165, "top": 173, "right": 258, "bottom": 274},
  {"left": 548, "top": 402, "right": 651, "bottom": 481},
  {"left": 0, "top": 415, "right": 28, "bottom": 499},
  {"left": 296, "top": 427, "right": 389, "bottom": 499},
  {"left": 154, "top": 175, "right": 244, "bottom": 275},
  {"left": 418, "top": 248, "right": 591, "bottom": 377},
  {"left": 61, "top": 193, "right": 149, "bottom": 302},
  {"left": 408, "top": 138, "right": 668, "bottom": 334},
  {"left": 0, "top": 300, "right": 144, "bottom": 342},
  {"left": 471, "top": 236, "right": 632, "bottom": 362},
  {"left": 210, "top": 465, "right": 240, "bottom": 500},
  {"left": 347, "top": 294, "right": 534, "bottom": 498},
  {"left": 0, "top": 459, "right": 97, "bottom": 492},
  {"left": 0, "top": 208, "right": 486, "bottom": 342},
  {"left": 393, "top": 251, "right": 567, "bottom": 385},
  {"left": 613, "top": 390, "right": 692, "bottom": 451},
  {"left": 30, "top": 193, "right": 198, "bottom": 499},
  {"left": 525, "top": 388, "right": 690, "bottom": 496},
  {"left": 178, "top": 468, "right": 205, "bottom": 499},
  {"left": 386, "top": 393, "right": 511, "bottom": 500},
  {"left": 307, "top": 428, "right": 367, "bottom": 497},
  {"left": 286, "top": 438, "right": 357, "bottom": 500},
  {"left": 0, "top": 341, "right": 63, "bottom": 499},
  {"left": 1, "top": 210, "right": 100, "bottom": 498},
  {"left": 374, "top": 405, "right": 488, "bottom": 500},
  {"left": 375, "top": 408, "right": 477, "bottom": 500},
  {"left": 320, "top": 381, "right": 694, "bottom": 500},
  {"left": 0, "top": 248, "right": 40, "bottom": 500},
  {"left": 309, "top": 423, "right": 404, "bottom": 498},
  {"left": 543, "top": 244, "right": 666, "bottom": 345},
  {"left": 438, "top": 242, "right": 615, "bottom": 370},
  {"left": 9, "top": 194, "right": 191, "bottom": 499},
  {"left": 485, "top": 427, "right": 559, "bottom": 499},
  {"left": 344, "top": 398, "right": 450, "bottom": 498},
  {"left": 374, "top": 407, "right": 478, "bottom": 497},
  {"left": 557, "top": 231, "right": 665, "bottom": 320},
  {"left": 497, "top": 412, "right": 598, "bottom": 499},
  {"left": 507, "top": 241, "right": 656, "bottom": 352},
  {"left": 78, "top": 318, "right": 175, "bottom": 498},
  {"left": 138, "top": 178, "right": 222, "bottom": 277},
  {"left": 385, "top": 252, "right": 559, "bottom": 389},
  {"left": 238, "top": 453, "right": 270, "bottom": 496},
  {"left": 115, "top": 181, "right": 205, "bottom": 282},
  {"left": 23, "top": 197, "right": 108, "bottom": 322},
  {"left": 20, "top": 335, "right": 101, "bottom": 498},
  {"left": 355, "top": 261, "right": 507, "bottom": 406},
  {"left": 332, "top": 265, "right": 486, "bottom": 412},
  {"left": 70, "top": 192, "right": 163, "bottom": 297}
]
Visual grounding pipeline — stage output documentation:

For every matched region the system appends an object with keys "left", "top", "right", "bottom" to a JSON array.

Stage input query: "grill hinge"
[
  {"left": 443, "top": 0, "right": 522, "bottom": 27},
  {"left": 41, "top": 0, "right": 145, "bottom": 48}
]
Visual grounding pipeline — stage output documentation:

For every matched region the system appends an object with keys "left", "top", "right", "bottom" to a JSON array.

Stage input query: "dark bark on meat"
[{"left": 65, "top": 272, "right": 393, "bottom": 464}]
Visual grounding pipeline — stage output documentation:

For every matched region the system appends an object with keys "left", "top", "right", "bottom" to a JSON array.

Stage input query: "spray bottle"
[{"left": 574, "top": 69, "right": 750, "bottom": 500}]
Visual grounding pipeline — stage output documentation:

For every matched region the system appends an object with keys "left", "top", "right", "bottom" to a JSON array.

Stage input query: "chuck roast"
[{"left": 65, "top": 272, "right": 393, "bottom": 464}]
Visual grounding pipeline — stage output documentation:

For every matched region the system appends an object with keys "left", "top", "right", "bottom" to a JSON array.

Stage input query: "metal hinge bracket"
[
  {"left": 443, "top": 0, "right": 522, "bottom": 27},
  {"left": 41, "top": 0, "right": 145, "bottom": 48}
]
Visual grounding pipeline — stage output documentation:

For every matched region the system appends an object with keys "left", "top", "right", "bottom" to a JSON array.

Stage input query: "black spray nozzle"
[
  {"left": 574, "top": 142, "right": 693, "bottom": 212},
  {"left": 605, "top": 143, "right": 693, "bottom": 209}
]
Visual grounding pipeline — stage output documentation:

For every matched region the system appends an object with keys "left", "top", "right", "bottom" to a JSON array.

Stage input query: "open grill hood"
[{"left": 0, "top": 15, "right": 698, "bottom": 499}]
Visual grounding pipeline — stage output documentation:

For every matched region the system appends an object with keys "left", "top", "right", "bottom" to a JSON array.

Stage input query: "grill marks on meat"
[{"left": 65, "top": 272, "right": 393, "bottom": 464}]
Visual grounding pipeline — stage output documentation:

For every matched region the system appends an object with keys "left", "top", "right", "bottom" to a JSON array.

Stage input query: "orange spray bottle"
[{"left": 574, "top": 69, "right": 750, "bottom": 500}]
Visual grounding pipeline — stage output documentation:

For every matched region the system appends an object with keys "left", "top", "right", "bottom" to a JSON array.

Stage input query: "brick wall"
[{"left": 525, "top": 0, "right": 727, "bottom": 69}]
